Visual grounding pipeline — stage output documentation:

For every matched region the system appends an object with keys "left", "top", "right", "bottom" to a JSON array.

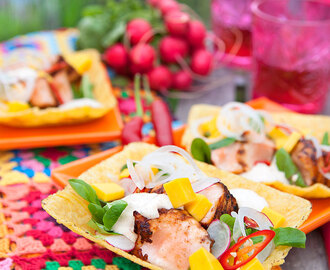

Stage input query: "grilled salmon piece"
[
  {"left": 52, "top": 70, "right": 73, "bottom": 104},
  {"left": 291, "top": 139, "right": 320, "bottom": 186},
  {"left": 199, "top": 183, "right": 238, "bottom": 227},
  {"left": 30, "top": 78, "right": 57, "bottom": 108},
  {"left": 211, "top": 140, "right": 275, "bottom": 173},
  {"left": 132, "top": 209, "right": 213, "bottom": 270}
]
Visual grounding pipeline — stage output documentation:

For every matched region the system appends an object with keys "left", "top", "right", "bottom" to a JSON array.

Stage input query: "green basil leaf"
[
  {"left": 81, "top": 75, "right": 94, "bottom": 99},
  {"left": 87, "top": 219, "right": 119, "bottom": 235},
  {"left": 191, "top": 138, "right": 212, "bottom": 164},
  {"left": 209, "top": 137, "right": 236, "bottom": 150},
  {"left": 220, "top": 214, "right": 235, "bottom": 234},
  {"left": 322, "top": 132, "right": 329, "bottom": 146},
  {"left": 88, "top": 203, "right": 105, "bottom": 224},
  {"left": 82, "top": 5, "right": 104, "bottom": 17},
  {"left": 103, "top": 200, "right": 128, "bottom": 230},
  {"left": 275, "top": 148, "right": 306, "bottom": 187},
  {"left": 272, "top": 227, "right": 306, "bottom": 248},
  {"left": 69, "top": 179, "right": 100, "bottom": 205}
]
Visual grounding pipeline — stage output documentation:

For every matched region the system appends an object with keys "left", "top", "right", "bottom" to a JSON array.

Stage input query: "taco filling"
[
  {"left": 0, "top": 52, "right": 102, "bottom": 111},
  {"left": 67, "top": 145, "right": 306, "bottom": 270},
  {"left": 189, "top": 102, "right": 330, "bottom": 188}
]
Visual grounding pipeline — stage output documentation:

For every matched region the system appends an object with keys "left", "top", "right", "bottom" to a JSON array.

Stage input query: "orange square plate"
[
  {"left": 0, "top": 106, "right": 123, "bottom": 150},
  {"left": 51, "top": 123, "right": 329, "bottom": 234}
]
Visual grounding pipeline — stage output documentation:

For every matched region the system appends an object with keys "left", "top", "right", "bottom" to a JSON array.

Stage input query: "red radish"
[
  {"left": 165, "top": 11, "right": 190, "bottom": 37},
  {"left": 147, "top": 66, "right": 172, "bottom": 91},
  {"left": 187, "top": 20, "right": 206, "bottom": 48},
  {"left": 147, "top": 0, "right": 160, "bottom": 7},
  {"left": 126, "top": 19, "right": 152, "bottom": 45},
  {"left": 159, "top": 36, "right": 189, "bottom": 63},
  {"left": 172, "top": 70, "right": 192, "bottom": 90},
  {"left": 190, "top": 49, "right": 213, "bottom": 76},
  {"left": 103, "top": 43, "right": 129, "bottom": 70},
  {"left": 129, "top": 44, "right": 156, "bottom": 73},
  {"left": 158, "top": 0, "right": 180, "bottom": 16}
]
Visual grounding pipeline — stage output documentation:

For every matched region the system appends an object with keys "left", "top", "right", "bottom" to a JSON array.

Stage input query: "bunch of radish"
[{"left": 103, "top": 0, "right": 213, "bottom": 92}]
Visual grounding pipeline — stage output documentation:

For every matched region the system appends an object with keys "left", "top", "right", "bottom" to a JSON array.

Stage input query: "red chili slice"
[{"left": 220, "top": 230, "right": 275, "bottom": 270}]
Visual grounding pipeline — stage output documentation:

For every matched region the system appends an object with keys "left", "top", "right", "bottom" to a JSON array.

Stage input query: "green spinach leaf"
[
  {"left": 209, "top": 137, "right": 236, "bottom": 150},
  {"left": 273, "top": 227, "right": 306, "bottom": 248},
  {"left": 322, "top": 132, "right": 329, "bottom": 146},
  {"left": 191, "top": 138, "right": 212, "bottom": 164},
  {"left": 88, "top": 203, "right": 105, "bottom": 224},
  {"left": 103, "top": 200, "right": 128, "bottom": 230},
  {"left": 87, "top": 219, "right": 119, "bottom": 235},
  {"left": 275, "top": 148, "right": 306, "bottom": 187},
  {"left": 69, "top": 179, "right": 100, "bottom": 205},
  {"left": 81, "top": 75, "right": 94, "bottom": 99}
]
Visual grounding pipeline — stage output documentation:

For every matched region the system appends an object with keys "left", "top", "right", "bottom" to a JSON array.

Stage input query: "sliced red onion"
[
  {"left": 207, "top": 220, "right": 231, "bottom": 258},
  {"left": 119, "top": 177, "right": 137, "bottom": 195},
  {"left": 309, "top": 136, "right": 322, "bottom": 158},
  {"left": 257, "top": 240, "right": 275, "bottom": 263},
  {"left": 154, "top": 145, "right": 205, "bottom": 178},
  {"left": 105, "top": 234, "right": 135, "bottom": 251},
  {"left": 193, "top": 178, "right": 219, "bottom": 193},
  {"left": 237, "top": 207, "right": 273, "bottom": 238},
  {"left": 126, "top": 159, "right": 145, "bottom": 190},
  {"left": 216, "top": 102, "right": 265, "bottom": 141}
]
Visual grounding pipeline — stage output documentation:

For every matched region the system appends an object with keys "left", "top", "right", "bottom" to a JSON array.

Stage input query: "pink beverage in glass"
[
  {"left": 211, "top": 0, "right": 253, "bottom": 67},
  {"left": 252, "top": 0, "right": 330, "bottom": 114}
]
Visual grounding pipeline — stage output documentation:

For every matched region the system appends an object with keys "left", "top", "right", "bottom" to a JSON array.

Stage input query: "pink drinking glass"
[
  {"left": 211, "top": 0, "right": 253, "bottom": 69},
  {"left": 251, "top": 0, "right": 330, "bottom": 114}
]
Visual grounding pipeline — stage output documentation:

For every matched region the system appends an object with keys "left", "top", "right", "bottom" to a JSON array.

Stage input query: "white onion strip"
[
  {"left": 126, "top": 159, "right": 145, "bottom": 190},
  {"left": 105, "top": 234, "right": 135, "bottom": 251}
]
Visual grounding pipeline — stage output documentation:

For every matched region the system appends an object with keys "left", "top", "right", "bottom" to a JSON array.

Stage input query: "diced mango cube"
[
  {"left": 119, "top": 168, "right": 130, "bottom": 179},
  {"left": 240, "top": 258, "right": 264, "bottom": 270},
  {"left": 269, "top": 127, "right": 290, "bottom": 149},
  {"left": 199, "top": 117, "right": 221, "bottom": 138},
  {"left": 184, "top": 194, "right": 212, "bottom": 221},
  {"left": 262, "top": 207, "right": 286, "bottom": 228},
  {"left": 189, "top": 247, "right": 224, "bottom": 270},
  {"left": 163, "top": 178, "right": 196, "bottom": 208},
  {"left": 283, "top": 132, "right": 301, "bottom": 153},
  {"left": 7, "top": 101, "right": 29, "bottom": 112},
  {"left": 65, "top": 54, "right": 92, "bottom": 74},
  {"left": 91, "top": 183, "right": 125, "bottom": 202}
]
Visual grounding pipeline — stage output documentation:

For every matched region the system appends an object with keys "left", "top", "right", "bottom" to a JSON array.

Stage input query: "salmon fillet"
[
  {"left": 211, "top": 140, "right": 275, "bottom": 173},
  {"left": 199, "top": 183, "right": 238, "bottom": 227},
  {"left": 132, "top": 209, "right": 212, "bottom": 270},
  {"left": 30, "top": 78, "right": 57, "bottom": 108}
]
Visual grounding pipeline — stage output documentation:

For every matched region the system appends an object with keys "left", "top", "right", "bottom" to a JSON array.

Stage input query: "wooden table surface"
[{"left": 174, "top": 68, "right": 330, "bottom": 270}]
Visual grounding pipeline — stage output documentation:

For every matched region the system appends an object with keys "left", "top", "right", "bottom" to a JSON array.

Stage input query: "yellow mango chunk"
[
  {"left": 268, "top": 127, "right": 289, "bottom": 149},
  {"left": 184, "top": 194, "right": 212, "bottom": 221},
  {"left": 91, "top": 183, "right": 125, "bottom": 202},
  {"left": 283, "top": 132, "right": 301, "bottom": 153},
  {"left": 7, "top": 101, "right": 29, "bottom": 112},
  {"left": 262, "top": 207, "right": 286, "bottom": 228},
  {"left": 65, "top": 53, "right": 92, "bottom": 74},
  {"left": 151, "top": 167, "right": 159, "bottom": 175},
  {"left": 163, "top": 178, "right": 196, "bottom": 208},
  {"left": 189, "top": 247, "right": 224, "bottom": 270},
  {"left": 119, "top": 168, "right": 130, "bottom": 179},
  {"left": 240, "top": 258, "right": 264, "bottom": 270},
  {"left": 199, "top": 117, "right": 221, "bottom": 138}
]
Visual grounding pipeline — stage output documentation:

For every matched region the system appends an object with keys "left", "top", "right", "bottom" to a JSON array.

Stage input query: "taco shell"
[
  {"left": 42, "top": 142, "right": 311, "bottom": 270},
  {"left": 182, "top": 104, "right": 330, "bottom": 198},
  {"left": 0, "top": 49, "right": 116, "bottom": 127}
]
